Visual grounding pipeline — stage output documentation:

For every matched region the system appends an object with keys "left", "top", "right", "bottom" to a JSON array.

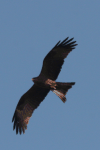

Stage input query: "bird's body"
[{"left": 12, "top": 37, "right": 77, "bottom": 134}]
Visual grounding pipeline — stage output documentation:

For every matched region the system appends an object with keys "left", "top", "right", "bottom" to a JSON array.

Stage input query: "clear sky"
[{"left": 0, "top": 0, "right": 100, "bottom": 150}]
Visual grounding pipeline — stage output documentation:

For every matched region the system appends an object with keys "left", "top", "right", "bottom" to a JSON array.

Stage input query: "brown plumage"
[{"left": 12, "top": 37, "right": 77, "bottom": 134}]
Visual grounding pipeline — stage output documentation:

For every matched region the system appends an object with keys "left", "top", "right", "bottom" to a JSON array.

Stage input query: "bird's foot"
[{"left": 45, "top": 79, "right": 57, "bottom": 89}]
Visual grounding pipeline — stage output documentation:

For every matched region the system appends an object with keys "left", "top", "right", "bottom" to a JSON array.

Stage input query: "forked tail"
[{"left": 51, "top": 82, "right": 75, "bottom": 103}]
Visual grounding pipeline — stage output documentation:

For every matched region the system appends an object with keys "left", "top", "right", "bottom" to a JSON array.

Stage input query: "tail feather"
[{"left": 51, "top": 82, "right": 75, "bottom": 103}]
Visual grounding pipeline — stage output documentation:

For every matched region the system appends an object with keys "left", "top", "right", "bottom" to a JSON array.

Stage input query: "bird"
[{"left": 12, "top": 37, "right": 77, "bottom": 134}]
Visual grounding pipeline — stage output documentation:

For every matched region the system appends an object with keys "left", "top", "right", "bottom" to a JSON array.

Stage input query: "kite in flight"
[{"left": 12, "top": 37, "right": 77, "bottom": 134}]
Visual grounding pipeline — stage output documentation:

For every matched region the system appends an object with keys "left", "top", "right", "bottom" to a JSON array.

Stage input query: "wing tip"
[
  {"left": 54, "top": 37, "right": 78, "bottom": 49},
  {"left": 12, "top": 111, "right": 27, "bottom": 135}
]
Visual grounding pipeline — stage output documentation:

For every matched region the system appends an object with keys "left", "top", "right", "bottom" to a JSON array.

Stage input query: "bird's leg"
[{"left": 45, "top": 79, "right": 57, "bottom": 89}]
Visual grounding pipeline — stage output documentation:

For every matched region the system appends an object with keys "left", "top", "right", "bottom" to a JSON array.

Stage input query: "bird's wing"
[
  {"left": 12, "top": 84, "right": 50, "bottom": 134},
  {"left": 39, "top": 37, "right": 77, "bottom": 80}
]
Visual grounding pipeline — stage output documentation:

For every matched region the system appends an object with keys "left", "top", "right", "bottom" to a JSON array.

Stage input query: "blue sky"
[{"left": 0, "top": 0, "right": 100, "bottom": 150}]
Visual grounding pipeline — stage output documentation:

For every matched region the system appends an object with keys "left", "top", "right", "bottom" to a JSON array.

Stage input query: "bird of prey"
[{"left": 12, "top": 37, "right": 77, "bottom": 134}]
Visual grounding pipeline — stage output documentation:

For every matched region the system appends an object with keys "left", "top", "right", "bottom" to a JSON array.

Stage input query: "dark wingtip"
[
  {"left": 54, "top": 37, "right": 78, "bottom": 49},
  {"left": 54, "top": 40, "right": 61, "bottom": 48},
  {"left": 12, "top": 111, "right": 22, "bottom": 135},
  {"left": 12, "top": 112, "right": 15, "bottom": 122},
  {"left": 60, "top": 37, "right": 69, "bottom": 45}
]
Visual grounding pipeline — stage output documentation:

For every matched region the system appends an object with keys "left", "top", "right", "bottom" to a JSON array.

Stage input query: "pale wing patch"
[{"left": 24, "top": 117, "right": 31, "bottom": 125}]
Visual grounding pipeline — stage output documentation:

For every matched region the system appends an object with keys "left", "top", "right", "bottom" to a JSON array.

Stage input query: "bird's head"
[{"left": 32, "top": 77, "right": 37, "bottom": 83}]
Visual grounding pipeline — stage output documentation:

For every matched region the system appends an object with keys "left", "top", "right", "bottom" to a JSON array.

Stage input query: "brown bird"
[{"left": 12, "top": 37, "right": 77, "bottom": 134}]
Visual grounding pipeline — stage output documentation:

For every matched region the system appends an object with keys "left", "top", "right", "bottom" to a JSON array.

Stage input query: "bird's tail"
[{"left": 51, "top": 82, "right": 75, "bottom": 103}]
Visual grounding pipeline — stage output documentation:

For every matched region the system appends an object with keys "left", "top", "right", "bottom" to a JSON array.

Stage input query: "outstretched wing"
[
  {"left": 39, "top": 37, "right": 77, "bottom": 80},
  {"left": 12, "top": 84, "right": 50, "bottom": 134}
]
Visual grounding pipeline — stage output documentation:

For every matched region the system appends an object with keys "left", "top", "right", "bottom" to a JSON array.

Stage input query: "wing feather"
[
  {"left": 39, "top": 37, "right": 77, "bottom": 80},
  {"left": 12, "top": 84, "right": 50, "bottom": 134}
]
